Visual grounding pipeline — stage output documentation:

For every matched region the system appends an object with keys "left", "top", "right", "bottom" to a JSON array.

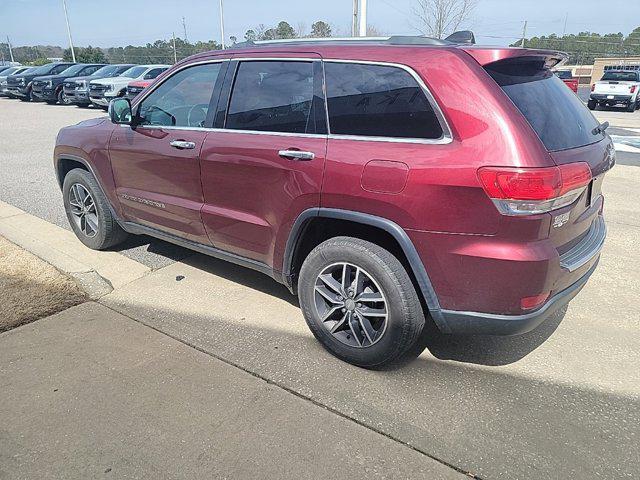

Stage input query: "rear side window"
[
  {"left": 324, "top": 62, "right": 443, "bottom": 139},
  {"left": 144, "top": 68, "right": 167, "bottom": 80},
  {"left": 487, "top": 60, "right": 603, "bottom": 151},
  {"left": 226, "top": 61, "right": 315, "bottom": 134}
]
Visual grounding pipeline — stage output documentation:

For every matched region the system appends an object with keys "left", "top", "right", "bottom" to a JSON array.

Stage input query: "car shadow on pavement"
[
  {"left": 126, "top": 245, "right": 561, "bottom": 366},
  {"left": 417, "top": 308, "right": 565, "bottom": 367}
]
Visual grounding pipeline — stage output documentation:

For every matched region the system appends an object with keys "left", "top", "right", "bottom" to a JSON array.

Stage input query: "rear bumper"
[
  {"left": 439, "top": 260, "right": 598, "bottom": 335},
  {"left": 590, "top": 93, "right": 632, "bottom": 103}
]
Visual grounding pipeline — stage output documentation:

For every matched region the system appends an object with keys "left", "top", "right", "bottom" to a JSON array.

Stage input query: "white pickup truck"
[{"left": 588, "top": 70, "right": 640, "bottom": 112}]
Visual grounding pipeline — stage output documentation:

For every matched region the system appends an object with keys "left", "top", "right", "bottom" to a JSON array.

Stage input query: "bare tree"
[
  {"left": 366, "top": 25, "right": 387, "bottom": 37},
  {"left": 295, "top": 21, "right": 307, "bottom": 38},
  {"left": 412, "top": 0, "right": 477, "bottom": 39}
]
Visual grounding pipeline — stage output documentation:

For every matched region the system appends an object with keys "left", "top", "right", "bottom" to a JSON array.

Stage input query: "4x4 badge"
[{"left": 553, "top": 212, "right": 570, "bottom": 228}]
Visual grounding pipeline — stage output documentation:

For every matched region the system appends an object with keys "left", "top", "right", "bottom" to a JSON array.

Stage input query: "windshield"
[
  {"left": 58, "top": 64, "right": 86, "bottom": 76},
  {"left": 28, "top": 64, "right": 57, "bottom": 75},
  {"left": 555, "top": 70, "right": 573, "bottom": 79},
  {"left": 1, "top": 67, "right": 22, "bottom": 76},
  {"left": 120, "top": 66, "right": 147, "bottom": 78},
  {"left": 487, "top": 60, "right": 603, "bottom": 151},
  {"left": 601, "top": 71, "right": 638, "bottom": 82},
  {"left": 91, "top": 65, "right": 118, "bottom": 77}
]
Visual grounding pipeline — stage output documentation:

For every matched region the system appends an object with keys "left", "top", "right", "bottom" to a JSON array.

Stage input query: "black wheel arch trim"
[{"left": 282, "top": 207, "right": 451, "bottom": 332}]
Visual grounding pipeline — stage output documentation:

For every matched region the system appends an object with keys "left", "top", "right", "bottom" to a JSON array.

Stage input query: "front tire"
[
  {"left": 62, "top": 168, "right": 128, "bottom": 250},
  {"left": 19, "top": 88, "right": 32, "bottom": 102},
  {"left": 587, "top": 99, "right": 596, "bottom": 110},
  {"left": 298, "top": 237, "right": 425, "bottom": 368},
  {"left": 626, "top": 101, "right": 636, "bottom": 112}
]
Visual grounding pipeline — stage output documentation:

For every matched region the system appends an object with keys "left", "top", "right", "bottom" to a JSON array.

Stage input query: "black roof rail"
[{"left": 229, "top": 31, "right": 476, "bottom": 49}]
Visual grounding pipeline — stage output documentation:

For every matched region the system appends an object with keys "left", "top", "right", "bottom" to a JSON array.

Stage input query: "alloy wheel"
[
  {"left": 68, "top": 183, "right": 99, "bottom": 238},
  {"left": 314, "top": 262, "right": 388, "bottom": 348}
]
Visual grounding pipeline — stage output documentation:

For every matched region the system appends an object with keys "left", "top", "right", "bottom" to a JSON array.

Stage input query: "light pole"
[
  {"left": 62, "top": 0, "right": 76, "bottom": 62},
  {"left": 219, "top": 0, "right": 226, "bottom": 49},
  {"left": 358, "top": 0, "right": 367, "bottom": 37}
]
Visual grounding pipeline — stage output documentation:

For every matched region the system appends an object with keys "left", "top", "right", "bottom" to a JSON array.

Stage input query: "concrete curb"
[{"left": 0, "top": 200, "right": 150, "bottom": 299}]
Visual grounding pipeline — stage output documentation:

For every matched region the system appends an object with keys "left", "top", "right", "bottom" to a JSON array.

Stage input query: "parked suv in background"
[
  {"left": 54, "top": 36, "right": 612, "bottom": 368},
  {"left": 63, "top": 64, "right": 135, "bottom": 106},
  {"left": 0, "top": 66, "right": 32, "bottom": 97},
  {"left": 589, "top": 70, "right": 640, "bottom": 112},
  {"left": 6, "top": 62, "right": 75, "bottom": 101},
  {"left": 32, "top": 63, "right": 106, "bottom": 104},
  {"left": 88, "top": 64, "right": 169, "bottom": 109}
]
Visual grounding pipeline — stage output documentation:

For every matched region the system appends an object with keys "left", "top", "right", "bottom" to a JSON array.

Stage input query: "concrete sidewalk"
[{"left": 0, "top": 302, "right": 463, "bottom": 480}]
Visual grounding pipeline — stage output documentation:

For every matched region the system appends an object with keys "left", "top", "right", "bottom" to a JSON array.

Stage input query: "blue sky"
[{"left": 1, "top": 0, "right": 638, "bottom": 48}]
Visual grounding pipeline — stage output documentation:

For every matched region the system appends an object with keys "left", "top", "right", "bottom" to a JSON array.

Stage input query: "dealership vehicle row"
[{"left": 0, "top": 61, "right": 169, "bottom": 108}]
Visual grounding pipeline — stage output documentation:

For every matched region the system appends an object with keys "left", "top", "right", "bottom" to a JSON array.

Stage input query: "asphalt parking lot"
[{"left": 1, "top": 97, "right": 640, "bottom": 478}]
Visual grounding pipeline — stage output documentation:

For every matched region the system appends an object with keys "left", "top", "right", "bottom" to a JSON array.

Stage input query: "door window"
[
  {"left": 324, "top": 62, "right": 443, "bottom": 139},
  {"left": 137, "top": 63, "right": 222, "bottom": 128},
  {"left": 144, "top": 67, "right": 168, "bottom": 80},
  {"left": 226, "top": 61, "right": 316, "bottom": 134}
]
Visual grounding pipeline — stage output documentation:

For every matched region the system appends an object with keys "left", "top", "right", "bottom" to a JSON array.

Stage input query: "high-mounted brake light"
[{"left": 477, "top": 163, "right": 592, "bottom": 215}]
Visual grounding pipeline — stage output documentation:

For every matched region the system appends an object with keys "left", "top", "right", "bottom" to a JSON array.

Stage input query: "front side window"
[
  {"left": 144, "top": 68, "right": 168, "bottom": 80},
  {"left": 137, "top": 63, "right": 221, "bottom": 128},
  {"left": 324, "top": 62, "right": 444, "bottom": 140},
  {"left": 226, "top": 61, "right": 315, "bottom": 134},
  {"left": 81, "top": 65, "right": 101, "bottom": 76},
  {"left": 51, "top": 64, "right": 73, "bottom": 75},
  {"left": 121, "top": 66, "right": 147, "bottom": 78}
]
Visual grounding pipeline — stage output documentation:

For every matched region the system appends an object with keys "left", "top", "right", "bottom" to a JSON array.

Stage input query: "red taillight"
[
  {"left": 591, "top": 84, "right": 595, "bottom": 92},
  {"left": 521, "top": 292, "right": 550, "bottom": 310},
  {"left": 478, "top": 167, "right": 561, "bottom": 200},
  {"left": 631, "top": 85, "right": 637, "bottom": 93},
  {"left": 478, "top": 163, "right": 592, "bottom": 215}
]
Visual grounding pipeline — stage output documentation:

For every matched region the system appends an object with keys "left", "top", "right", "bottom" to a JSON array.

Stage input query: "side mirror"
[{"left": 109, "top": 97, "right": 132, "bottom": 125}]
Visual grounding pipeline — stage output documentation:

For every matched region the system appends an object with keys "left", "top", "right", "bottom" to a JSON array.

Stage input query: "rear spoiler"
[{"left": 460, "top": 47, "right": 568, "bottom": 69}]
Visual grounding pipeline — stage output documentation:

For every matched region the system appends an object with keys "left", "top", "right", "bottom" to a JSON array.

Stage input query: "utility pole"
[
  {"left": 562, "top": 13, "right": 568, "bottom": 37},
  {"left": 352, "top": 0, "right": 359, "bottom": 37},
  {"left": 6, "top": 36, "right": 15, "bottom": 63},
  {"left": 520, "top": 20, "right": 527, "bottom": 48},
  {"left": 182, "top": 17, "right": 188, "bottom": 42},
  {"left": 358, "top": 0, "right": 367, "bottom": 37},
  {"left": 172, "top": 32, "right": 178, "bottom": 63},
  {"left": 219, "top": 0, "right": 226, "bottom": 49},
  {"left": 62, "top": 0, "right": 76, "bottom": 62}
]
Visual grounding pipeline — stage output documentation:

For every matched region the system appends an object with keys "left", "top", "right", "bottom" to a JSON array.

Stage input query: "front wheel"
[
  {"left": 58, "top": 89, "right": 71, "bottom": 105},
  {"left": 62, "top": 168, "right": 128, "bottom": 250},
  {"left": 19, "top": 88, "right": 32, "bottom": 102},
  {"left": 626, "top": 102, "right": 636, "bottom": 112},
  {"left": 298, "top": 237, "right": 425, "bottom": 368},
  {"left": 587, "top": 99, "right": 596, "bottom": 110}
]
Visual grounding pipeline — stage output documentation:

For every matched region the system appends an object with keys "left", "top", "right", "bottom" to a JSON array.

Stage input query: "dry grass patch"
[{"left": 0, "top": 236, "right": 86, "bottom": 332}]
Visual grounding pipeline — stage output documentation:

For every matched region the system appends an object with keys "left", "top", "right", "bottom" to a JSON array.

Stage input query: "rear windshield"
[
  {"left": 601, "top": 71, "right": 638, "bottom": 82},
  {"left": 487, "top": 60, "right": 603, "bottom": 151}
]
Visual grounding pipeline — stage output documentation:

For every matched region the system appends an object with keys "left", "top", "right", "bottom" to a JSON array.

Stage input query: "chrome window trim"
[
  {"left": 126, "top": 56, "right": 452, "bottom": 145},
  {"left": 322, "top": 58, "right": 452, "bottom": 145}
]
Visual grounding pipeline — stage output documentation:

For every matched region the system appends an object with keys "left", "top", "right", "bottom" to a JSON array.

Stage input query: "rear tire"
[
  {"left": 62, "top": 168, "right": 128, "bottom": 250},
  {"left": 587, "top": 99, "right": 596, "bottom": 110},
  {"left": 298, "top": 236, "right": 425, "bottom": 369}
]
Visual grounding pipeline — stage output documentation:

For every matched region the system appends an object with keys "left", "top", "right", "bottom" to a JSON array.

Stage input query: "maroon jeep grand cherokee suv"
[{"left": 54, "top": 35, "right": 612, "bottom": 368}]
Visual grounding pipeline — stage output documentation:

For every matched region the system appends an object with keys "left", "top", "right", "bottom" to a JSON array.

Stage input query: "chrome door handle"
[
  {"left": 170, "top": 140, "right": 196, "bottom": 150},
  {"left": 278, "top": 149, "right": 315, "bottom": 161}
]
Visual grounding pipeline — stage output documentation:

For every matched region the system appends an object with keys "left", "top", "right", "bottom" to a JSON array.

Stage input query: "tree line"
[{"left": 512, "top": 27, "right": 640, "bottom": 64}]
